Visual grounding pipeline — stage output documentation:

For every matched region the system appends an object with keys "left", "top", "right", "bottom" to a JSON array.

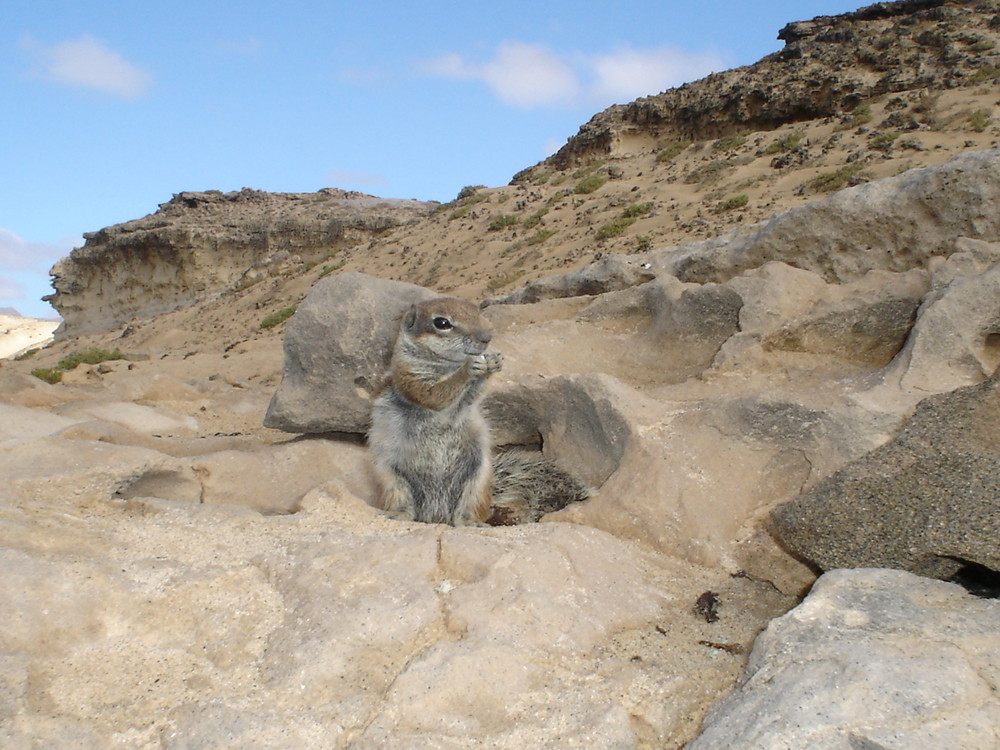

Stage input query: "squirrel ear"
[{"left": 402, "top": 305, "right": 418, "bottom": 331}]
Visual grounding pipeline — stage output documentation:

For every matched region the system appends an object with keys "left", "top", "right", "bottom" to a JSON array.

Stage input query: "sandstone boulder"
[
  {"left": 688, "top": 568, "right": 1000, "bottom": 750},
  {"left": 263, "top": 272, "right": 438, "bottom": 434},
  {"left": 772, "top": 366, "right": 1000, "bottom": 579}
]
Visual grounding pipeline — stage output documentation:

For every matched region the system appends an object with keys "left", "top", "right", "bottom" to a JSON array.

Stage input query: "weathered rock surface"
[
  {"left": 263, "top": 272, "right": 438, "bottom": 434},
  {"left": 689, "top": 568, "right": 1000, "bottom": 750},
  {"left": 772, "top": 365, "right": 1000, "bottom": 579},
  {"left": 47, "top": 189, "right": 437, "bottom": 336},
  {"left": 0, "top": 476, "right": 792, "bottom": 748}
]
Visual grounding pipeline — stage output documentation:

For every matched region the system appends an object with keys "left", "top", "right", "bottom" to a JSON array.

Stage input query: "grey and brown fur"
[{"left": 368, "top": 297, "right": 502, "bottom": 525}]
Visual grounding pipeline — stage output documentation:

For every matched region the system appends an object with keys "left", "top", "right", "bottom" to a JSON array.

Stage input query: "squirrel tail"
[{"left": 487, "top": 449, "right": 592, "bottom": 525}]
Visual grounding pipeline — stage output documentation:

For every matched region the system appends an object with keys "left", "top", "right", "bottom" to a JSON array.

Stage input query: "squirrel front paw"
[{"left": 469, "top": 351, "right": 504, "bottom": 377}]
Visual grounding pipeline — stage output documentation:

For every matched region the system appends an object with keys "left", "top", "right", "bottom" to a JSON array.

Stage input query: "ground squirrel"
[{"left": 368, "top": 296, "right": 502, "bottom": 525}]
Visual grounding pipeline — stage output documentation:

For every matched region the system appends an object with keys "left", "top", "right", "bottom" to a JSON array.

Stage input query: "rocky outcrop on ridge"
[
  {"left": 525, "top": 0, "right": 1000, "bottom": 171},
  {"left": 46, "top": 188, "right": 436, "bottom": 336}
]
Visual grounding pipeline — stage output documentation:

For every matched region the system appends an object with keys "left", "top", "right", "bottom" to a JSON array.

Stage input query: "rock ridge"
[
  {"left": 46, "top": 188, "right": 437, "bottom": 336},
  {"left": 522, "top": 0, "right": 1000, "bottom": 173}
]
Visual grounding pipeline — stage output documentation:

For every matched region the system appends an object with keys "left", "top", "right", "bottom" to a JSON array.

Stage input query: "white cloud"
[
  {"left": 21, "top": 34, "right": 152, "bottom": 99},
  {"left": 0, "top": 275, "right": 25, "bottom": 301},
  {"left": 423, "top": 42, "right": 579, "bottom": 109},
  {"left": 589, "top": 47, "right": 723, "bottom": 104},
  {"left": 421, "top": 42, "right": 722, "bottom": 110},
  {"left": 0, "top": 229, "right": 78, "bottom": 271}
]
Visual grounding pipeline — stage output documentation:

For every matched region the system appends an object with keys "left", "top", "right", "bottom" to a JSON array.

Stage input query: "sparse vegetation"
[
  {"left": 655, "top": 140, "right": 691, "bottom": 163},
  {"left": 684, "top": 160, "right": 730, "bottom": 184},
  {"left": 522, "top": 207, "right": 549, "bottom": 229},
  {"left": 622, "top": 201, "right": 655, "bottom": 219},
  {"left": 574, "top": 174, "right": 607, "bottom": 194},
  {"left": 868, "top": 131, "right": 901, "bottom": 151},
  {"left": 595, "top": 217, "right": 636, "bottom": 241},
  {"left": 14, "top": 348, "right": 39, "bottom": 361},
  {"left": 765, "top": 132, "right": 804, "bottom": 154},
  {"left": 260, "top": 306, "right": 297, "bottom": 330},
  {"left": 57, "top": 348, "right": 126, "bottom": 371},
  {"left": 842, "top": 103, "right": 872, "bottom": 129},
  {"left": 715, "top": 194, "right": 749, "bottom": 212},
  {"left": 29, "top": 347, "right": 128, "bottom": 384},
  {"left": 968, "top": 108, "right": 992, "bottom": 132},
  {"left": 969, "top": 65, "right": 1000, "bottom": 83},
  {"left": 487, "top": 214, "right": 519, "bottom": 231},
  {"left": 456, "top": 185, "right": 486, "bottom": 201},
  {"left": 712, "top": 133, "right": 747, "bottom": 152},
  {"left": 319, "top": 260, "right": 346, "bottom": 277},
  {"left": 635, "top": 235, "right": 653, "bottom": 252},
  {"left": 807, "top": 164, "right": 866, "bottom": 193},
  {"left": 31, "top": 368, "right": 63, "bottom": 384},
  {"left": 525, "top": 229, "right": 557, "bottom": 245}
]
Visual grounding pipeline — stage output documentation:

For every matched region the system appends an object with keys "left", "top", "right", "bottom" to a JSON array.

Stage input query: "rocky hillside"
[
  {"left": 529, "top": 0, "right": 1000, "bottom": 169},
  {"left": 3, "top": 1, "right": 1000, "bottom": 747},
  {"left": 47, "top": 188, "right": 436, "bottom": 336}
]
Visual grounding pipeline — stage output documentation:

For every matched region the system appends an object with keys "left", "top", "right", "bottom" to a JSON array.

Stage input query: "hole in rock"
[
  {"left": 982, "top": 332, "right": 1000, "bottom": 374},
  {"left": 946, "top": 561, "right": 1000, "bottom": 599}
]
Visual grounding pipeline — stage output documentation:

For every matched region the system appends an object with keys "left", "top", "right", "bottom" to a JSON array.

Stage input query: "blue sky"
[{"left": 2, "top": 1, "right": 862, "bottom": 319}]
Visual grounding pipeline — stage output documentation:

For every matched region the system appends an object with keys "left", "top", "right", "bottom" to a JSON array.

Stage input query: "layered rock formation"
[{"left": 46, "top": 188, "right": 436, "bottom": 336}]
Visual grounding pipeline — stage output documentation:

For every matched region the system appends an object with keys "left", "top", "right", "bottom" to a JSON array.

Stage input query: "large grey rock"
[
  {"left": 670, "top": 148, "right": 1000, "bottom": 284},
  {"left": 772, "top": 367, "right": 1000, "bottom": 579},
  {"left": 891, "top": 250, "right": 1000, "bottom": 394},
  {"left": 263, "top": 272, "right": 437, "bottom": 434},
  {"left": 688, "top": 569, "right": 1000, "bottom": 750}
]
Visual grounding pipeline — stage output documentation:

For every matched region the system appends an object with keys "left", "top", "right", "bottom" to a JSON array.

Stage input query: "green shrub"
[
  {"left": 655, "top": 141, "right": 691, "bottom": 163},
  {"left": 31, "top": 368, "right": 63, "bottom": 384},
  {"left": 573, "top": 174, "right": 606, "bottom": 194},
  {"left": 525, "top": 229, "right": 557, "bottom": 245},
  {"left": 622, "top": 201, "right": 655, "bottom": 219},
  {"left": 968, "top": 108, "right": 992, "bottom": 132},
  {"left": 456, "top": 185, "right": 486, "bottom": 201},
  {"left": 715, "top": 194, "right": 749, "bottom": 212},
  {"left": 868, "top": 131, "right": 901, "bottom": 151},
  {"left": 14, "top": 348, "right": 39, "bottom": 361},
  {"left": 807, "top": 164, "right": 865, "bottom": 193},
  {"left": 522, "top": 207, "right": 549, "bottom": 229},
  {"left": 712, "top": 133, "right": 747, "bottom": 152},
  {"left": 487, "top": 214, "right": 519, "bottom": 231},
  {"left": 683, "top": 160, "right": 729, "bottom": 184},
  {"left": 969, "top": 65, "right": 1000, "bottom": 83},
  {"left": 57, "top": 348, "right": 126, "bottom": 371},
  {"left": 319, "top": 261, "right": 345, "bottom": 278},
  {"left": 595, "top": 217, "right": 636, "bottom": 241},
  {"left": 764, "top": 132, "right": 803, "bottom": 154},
  {"left": 260, "top": 305, "right": 297, "bottom": 330}
]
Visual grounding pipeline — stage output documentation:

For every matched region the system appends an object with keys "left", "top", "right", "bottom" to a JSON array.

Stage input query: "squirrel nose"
[{"left": 476, "top": 329, "right": 492, "bottom": 345}]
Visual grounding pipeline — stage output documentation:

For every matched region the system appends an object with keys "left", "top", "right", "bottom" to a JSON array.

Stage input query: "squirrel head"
[{"left": 399, "top": 297, "right": 492, "bottom": 362}]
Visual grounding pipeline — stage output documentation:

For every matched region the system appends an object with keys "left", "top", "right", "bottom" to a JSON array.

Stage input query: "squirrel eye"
[{"left": 432, "top": 316, "right": 453, "bottom": 331}]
